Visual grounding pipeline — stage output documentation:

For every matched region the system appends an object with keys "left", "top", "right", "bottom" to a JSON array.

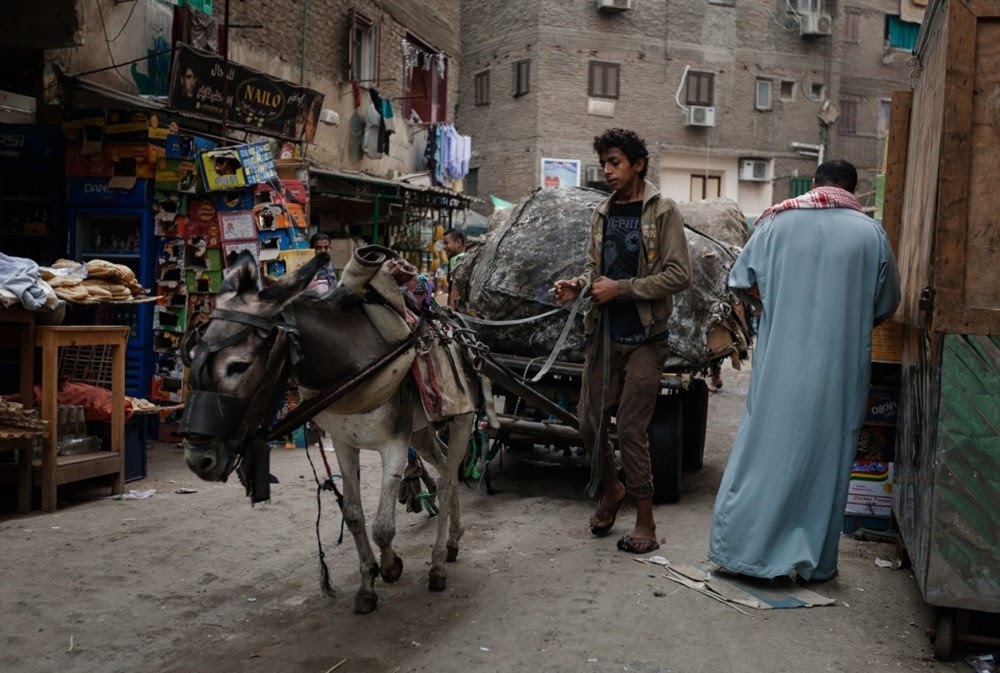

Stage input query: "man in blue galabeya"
[{"left": 708, "top": 159, "right": 901, "bottom": 582}]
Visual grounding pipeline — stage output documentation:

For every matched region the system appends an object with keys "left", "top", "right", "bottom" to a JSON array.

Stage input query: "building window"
[
  {"left": 403, "top": 35, "right": 447, "bottom": 124},
  {"left": 348, "top": 10, "right": 379, "bottom": 83},
  {"left": 838, "top": 99, "right": 858, "bottom": 135},
  {"left": 843, "top": 12, "right": 861, "bottom": 43},
  {"left": 588, "top": 62, "right": 620, "bottom": 99},
  {"left": 885, "top": 15, "right": 920, "bottom": 51},
  {"left": 755, "top": 79, "right": 773, "bottom": 111},
  {"left": 809, "top": 82, "right": 825, "bottom": 101},
  {"left": 686, "top": 71, "right": 714, "bottom": 106},
  {"left": 779, "top": 79, "right": 795, "bottom": 101},
  {"left": 690, "top": 174, "right": 721, "bottom": 201},
  {"left": 474, "top": 71, "right": 490, "bottom": 106},
  {"left": 790, "top": 176, "right": 813, "bottom": 197},
  {"left": 791, "top": 0, "right": 824, "bottom": 12},
  {"left": 514, "top": 60, "right": 530, "bottom": 97},
  {"left": 877, "top": 99, "right": 892, "bottom": 138}
]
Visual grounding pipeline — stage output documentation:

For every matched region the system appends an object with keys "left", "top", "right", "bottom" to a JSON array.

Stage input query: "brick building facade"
[
  {"left": 221, "top": 0, "right": 461, "bottom": 175},
  {"left": 458, "top": 0, "right": 920, "bottom": 218}
]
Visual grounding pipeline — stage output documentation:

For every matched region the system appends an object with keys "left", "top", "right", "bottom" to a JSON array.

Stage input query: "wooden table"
[
  {"left": 35, "top": 325, "right": 127, "bottom": 512},
  {"left": 0, "top": 309, "right": 128, "bottom": 513}
]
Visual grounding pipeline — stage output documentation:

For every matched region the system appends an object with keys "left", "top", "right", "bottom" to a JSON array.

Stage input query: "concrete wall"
[{"left": 48, "top": 0, "right": 174, "bottom": 96}]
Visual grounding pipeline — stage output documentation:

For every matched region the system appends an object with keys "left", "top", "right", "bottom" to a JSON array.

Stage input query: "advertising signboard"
[
  {"left": 168, "top": 44, "right": 324, "bottom": 142},
  {"left": 540, "top": 158, "right": 581, "bottom": 189}
]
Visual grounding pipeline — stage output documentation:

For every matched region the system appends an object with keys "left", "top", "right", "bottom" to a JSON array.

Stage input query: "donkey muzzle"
[{"left": 178, "top": 390, "right": 246, "bottom": 440}]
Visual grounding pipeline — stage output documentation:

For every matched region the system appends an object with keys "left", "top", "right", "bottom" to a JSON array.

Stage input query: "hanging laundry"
[
  {"left": 424, "top": 124, "right": 438, "bottom": 181},
  {"left": 363, "top": 89, "right": 389, "bottom": 160},
  {"left": 458, "top": 134, "right": 471, "bottom": 177},
  {"left": 434, "top": 125, "right": 450, "bottom": 188},
  {"left": 420, "top": 124, "right": 473, "bottom": 186},
  {"left": 381, "top": 98, "right": 396, "bottom": 153},
  {"left": 446, "top": 125, "right": 463, "bottom": 181}
]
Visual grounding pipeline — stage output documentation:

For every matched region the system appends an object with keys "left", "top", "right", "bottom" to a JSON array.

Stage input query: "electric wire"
[
  {"left": 105, "top": 0, "right": 140, "bottom": 43},
  {"left": 95, "top": 0, "right": 138, "bottom": 87}
]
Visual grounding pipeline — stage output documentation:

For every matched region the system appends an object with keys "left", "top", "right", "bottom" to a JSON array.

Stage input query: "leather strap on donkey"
[{"left": 264, "top": 315, "right": 426, "bottom": 441}]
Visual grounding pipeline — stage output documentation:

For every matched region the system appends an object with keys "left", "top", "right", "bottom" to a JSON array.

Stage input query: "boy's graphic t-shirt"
[{"left": 601, "top": 200, "right": 645, "bottom": 343}]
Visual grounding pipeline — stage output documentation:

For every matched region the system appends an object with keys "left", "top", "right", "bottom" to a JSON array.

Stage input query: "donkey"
[{"left": 180, "top": 251, "right": 479, "bottom": 614}]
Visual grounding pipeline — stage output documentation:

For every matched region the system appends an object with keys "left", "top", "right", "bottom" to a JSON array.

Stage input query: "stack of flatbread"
[
  {"left": 0, "top": 398, "right": 46, "bottom": 432},
  {"left": 40, "top": 259, "right": 149, "bottom": 303}
]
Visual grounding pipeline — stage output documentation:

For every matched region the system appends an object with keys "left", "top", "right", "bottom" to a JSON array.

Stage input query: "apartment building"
[{"left": 458, "top": 0, "right": 922, "bottom": 218}]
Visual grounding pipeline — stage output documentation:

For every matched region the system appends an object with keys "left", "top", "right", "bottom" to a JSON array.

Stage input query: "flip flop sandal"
[
  {"left": 616, "top": 535, "right": 660, "bottom": 554},
  {"left": 589, "top": 496, "right": 623, "bottom": 537}
]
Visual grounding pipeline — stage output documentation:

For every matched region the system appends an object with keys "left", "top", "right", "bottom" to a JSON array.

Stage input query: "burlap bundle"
[{"left": 339, "top": 245, "right": 411, "bottom": 344}]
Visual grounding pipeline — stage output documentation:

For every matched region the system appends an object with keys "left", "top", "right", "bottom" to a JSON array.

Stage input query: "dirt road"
[{"left": 0, "top": 362, "right": 964, "bottom": 673}]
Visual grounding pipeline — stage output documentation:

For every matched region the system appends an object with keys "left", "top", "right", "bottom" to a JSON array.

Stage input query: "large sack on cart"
[{"left": 455, "top": 187, "right": 752, "bottom": 371}]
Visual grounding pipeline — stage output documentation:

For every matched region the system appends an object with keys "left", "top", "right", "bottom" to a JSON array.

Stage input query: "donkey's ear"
[
  {"left": 258, "top": 252, "right": 328, "bottom": 305},
  {"left": 219, "top": 250, "right": 260, "bottom": 295}
]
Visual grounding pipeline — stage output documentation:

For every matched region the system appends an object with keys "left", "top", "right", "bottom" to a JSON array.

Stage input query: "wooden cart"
[
  {"left": 882, "top": 0, "right": 1000, "bottom": 658},
  {"left": 480, "top": 353, "right": 709, "bottom": 505}
]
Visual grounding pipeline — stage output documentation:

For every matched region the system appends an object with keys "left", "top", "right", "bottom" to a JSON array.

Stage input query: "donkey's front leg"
[
  {"left": 371, "top": 439, "right": 408, "bottom": 585},
  {"left": 333, "top": 444, "right": 380, "bottom": 614}
]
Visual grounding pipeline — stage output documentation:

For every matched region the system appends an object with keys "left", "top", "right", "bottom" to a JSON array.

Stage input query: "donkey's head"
[{"left": 180, "top": 251, "right": 326, "bottom": 481}]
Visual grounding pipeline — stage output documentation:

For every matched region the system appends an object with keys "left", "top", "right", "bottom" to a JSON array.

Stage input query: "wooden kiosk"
[{"left": 882, "top": 0, "right": 1000, "bottom": 659}]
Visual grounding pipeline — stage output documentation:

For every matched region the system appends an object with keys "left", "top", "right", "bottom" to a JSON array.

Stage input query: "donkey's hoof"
[
  {"left": 380, "top": 556, "right": 404, "bottom": 583},
  {"left": 428, "top": 574, "right": 447, "bottom": 592},
  {"left": 446, "top": 543, "right": 459, "bottom": 563},
  {"left": 354, "top": 593, "right": 379, "bottom": 614}
]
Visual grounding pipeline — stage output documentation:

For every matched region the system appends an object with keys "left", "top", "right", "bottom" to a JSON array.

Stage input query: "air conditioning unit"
[
  {"left": 799, "top": 12, "right": 832, "bottom": 37},
  {"left": 597, "top": 0, "right": 632, "bottom": 12},
  {"left": 684, "top": 106, "right": 716, "bottom": 127},
  {"left": 739, "top": 159, "right": 769, "bottom": 182},
  {"left": 584, "top": 166, "right": 605, "bottom": 183}
]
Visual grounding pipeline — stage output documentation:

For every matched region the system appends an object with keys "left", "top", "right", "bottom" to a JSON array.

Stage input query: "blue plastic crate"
[{"left": 91, "top": 415, "right": 148, "bottom": 482}]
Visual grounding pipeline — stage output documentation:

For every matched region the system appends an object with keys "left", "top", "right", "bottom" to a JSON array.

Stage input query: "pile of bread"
[
  {"left": 41, "top": 259, "right": 149, "bottom": 304},
  {"left": 0, "top": 398, "right": 46, "bottom": 432}
]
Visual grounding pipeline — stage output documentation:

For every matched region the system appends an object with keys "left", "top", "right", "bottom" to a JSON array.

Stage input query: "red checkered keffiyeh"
[{"left": 752, "top": 186, "right": 864, "bottom": 229}]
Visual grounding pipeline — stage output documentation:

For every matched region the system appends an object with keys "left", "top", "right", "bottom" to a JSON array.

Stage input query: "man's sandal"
[{"left": 616, "top": 535, "right": 660, "bottom": 554}]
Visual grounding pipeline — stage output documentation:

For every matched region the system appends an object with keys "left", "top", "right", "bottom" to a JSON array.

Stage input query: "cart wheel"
[
  {"left": 932, "top": 608, "right": 955, "bottom": 660},
  {"left": 649, "top": 395, "right": 683, "bottom": 504},
  {"left": 682, "top": 379, "right": 708, "bottom": 471}
]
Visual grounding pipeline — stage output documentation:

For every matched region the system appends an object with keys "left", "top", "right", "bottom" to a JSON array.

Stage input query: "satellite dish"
[{"left": 819, "top": 99, "right": 840, "bottom": 125}]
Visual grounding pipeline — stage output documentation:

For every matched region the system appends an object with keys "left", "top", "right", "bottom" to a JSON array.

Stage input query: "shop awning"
[
  {"left": 309, "top": 167, "right": 477, "bottom": 246},
  {"left": 309, "top": 167, "right": 476, "bottom": 209},
  {"left": 65, "top": 77, "right": 167, "bottom": 111}
]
